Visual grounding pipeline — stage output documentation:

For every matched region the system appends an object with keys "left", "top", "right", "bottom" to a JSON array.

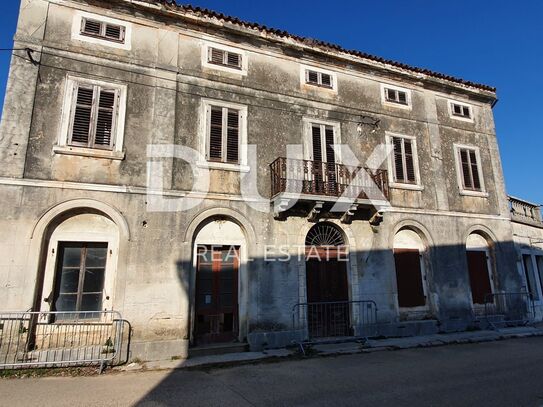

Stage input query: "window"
[
  {"left": 72, "top": 12, "right": 131, "bottom": 50},
  {"left": 80, "top": 18, "right": 126, "bottom": 43},
  {"left": 305, "top": 69, "right": 333, "bottom": 88},
  {"left": 57, "top": 77, "right": 126, "bottom": 159},
  {"left": 386, "top": 133, "right": 421, "bottom": 189},
  {"left": 449, "top": 100, "right": 473, "bottom": 121},
  {"left": 199, "top": 100, "right": 248, "bottom": 171},
  {"left": 208, "top": 47, "right": 242, "bottom": 70},
  {"left": 69, "top": 82, "right": 119, "bottom": 150},
  {"left": 385, "top": 88, "right": 407, "bottom": 105},
  {"left": 202, "top": 43, "right": 248, "bottom": 75},
  {"left": 53, "top": 243, "right": 108, "bottom": 319},
  {"left": 456, "top": 146, "right": 483, "bottom": 192},
  {"left": 381, "top": 84, "right": 411, "bottom": 109}
]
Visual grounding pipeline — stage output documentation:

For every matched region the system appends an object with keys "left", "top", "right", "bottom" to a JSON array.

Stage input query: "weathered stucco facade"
[{"left": 0, "top": 0, "right": 538, "bottom": 362}]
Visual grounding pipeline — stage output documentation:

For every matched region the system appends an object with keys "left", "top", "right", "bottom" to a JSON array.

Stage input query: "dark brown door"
[
  {"left": 467, "top": 250, "right": 492, "bottom": 304},
  {"left": 306, "top": 250, "right": 349, "bottom": 337},
  {"left": 195, "top": 245, "right": 239, "bottom": 345},
  {"left": 394, "top": 249, "right": 426, "bottom": 308}
]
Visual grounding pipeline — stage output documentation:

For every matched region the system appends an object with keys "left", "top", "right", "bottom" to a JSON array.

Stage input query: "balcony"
[
  {"left": 509, "top": 196, "right": 543, "bottom": 228},
  {"left": 270, "top": 157, "right": 389, "bottom": 222}
]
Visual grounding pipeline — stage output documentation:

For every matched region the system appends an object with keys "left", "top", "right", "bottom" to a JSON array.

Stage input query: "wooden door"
[
  {"left": 394, "top": 249, "right": 426, "bottom": 308},
  {"left": 306, "top": 253, "right": 349, "bottom": 337},
  {"left": 195, "top": 246, "right": 239, "bottom": 345},
  {"left": 467, "top": 250, "right": 492, "bottom": 304}
]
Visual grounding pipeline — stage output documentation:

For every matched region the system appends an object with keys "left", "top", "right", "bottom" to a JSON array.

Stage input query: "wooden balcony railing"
[
  {"left": 270, "top": 157, "right": 389, "bottom": 200},
  {"left": 509, "top": 196, "right": 542, "bottom": 227}
]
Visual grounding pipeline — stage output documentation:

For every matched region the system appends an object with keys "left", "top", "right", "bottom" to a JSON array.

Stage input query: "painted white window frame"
[
  {"left": 381, "top": 83, "right": 412, "bottom": 110},
  {"left": 302, "top": 118, "right": 342, "bottom": 163},
  {"left": 56, "top": 75, "right": 127, "bottom": 160},
  {"left": 72, "top": 11, "right": 132, "bottom": 51},
  {"left": 198, "top": 98, "right": 249, "bottom": 172},
  {"left": 385, "top": 132, "right": 423, "bottom": 191},
  {"left": 202, "top": 42, "right": 248, "bottom": 76},
  {"left": 448, "top": 99, "right": 474, "bottom": 122},
  {"left": 453, "top": 144, "right": 488, "bottom": 197},
  {"left": 300, "top": 64, "right": 338, "bottom": 93}
]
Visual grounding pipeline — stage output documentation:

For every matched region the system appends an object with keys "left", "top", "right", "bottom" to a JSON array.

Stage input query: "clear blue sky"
[{"left": 0, "top": 1, "right": 541, "bottom": 203}]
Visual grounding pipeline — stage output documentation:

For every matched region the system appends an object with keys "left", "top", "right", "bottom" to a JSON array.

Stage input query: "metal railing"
[
  {"left": 271, "top": 158, "right": 389, "bottom": 200},
  {"left": 509, "top": 196, "right": 542, "bottom": 227},
  {"left": 0, "top": 310, "right": 130, "bottom": 370},
  {"left": 484, "top": 292, "right": 535, "bottom": 328},
  {"left": 292, "top": 300, "right": 378, "bottom": 341}
]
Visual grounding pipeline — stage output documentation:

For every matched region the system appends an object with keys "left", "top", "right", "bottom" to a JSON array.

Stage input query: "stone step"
[{"left": 188, "top": 342, "right": 249, "bottom": 358}]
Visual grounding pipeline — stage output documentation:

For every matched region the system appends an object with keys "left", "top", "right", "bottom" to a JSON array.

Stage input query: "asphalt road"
[{"left": 1, "top": 337, "right": 543, "bottom": 407}]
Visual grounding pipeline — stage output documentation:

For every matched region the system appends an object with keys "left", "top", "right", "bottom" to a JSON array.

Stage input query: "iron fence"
[
  {"left": 292, "top": 300, "right": 378, "bottom": 341},
  {"left": 484, "top": 292, "right": 535, "bottom": 328},
  {"left": 0, "top": 310, "right": 130, "bottom": 370}
]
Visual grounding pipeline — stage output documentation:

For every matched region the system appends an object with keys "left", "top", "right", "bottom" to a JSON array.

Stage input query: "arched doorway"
[
  {"left": 305, "top": 222, "right": 350, "bottom": 337},
  {"left": 466, "top": 233, "right": 494, "bottom": 306},
  {"left": 36, "top": 210, "right": 120, "bottom": 316},
  {"left": 393, "top": 228, "right": 429, "bottom": 314},
  {"left": 192, "top": 217, "right": 246, "bottom": 345}
]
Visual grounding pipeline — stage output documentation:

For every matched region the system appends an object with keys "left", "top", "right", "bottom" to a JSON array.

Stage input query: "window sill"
[
  {"left": 53, "top": 145, "right": 125, "bottom": 160},
  {"left": 459, "top": 189, "right": 489, "bottom": 198},
  {"left": 197, "top": 161, "right": 250, "bottom": 173},
  {"left": 390, "top": 182, "right": 424, "bottom": 191},
  {"left": 449, "top": 115, "right": 474, "bottom": 123},
  {"left": 383, "top": 100, "right": 412, "bottom": 110}
]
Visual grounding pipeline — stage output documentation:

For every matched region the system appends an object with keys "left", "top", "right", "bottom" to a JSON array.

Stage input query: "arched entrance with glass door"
[{"left": 305, "top": 222, "right": 350, "bottom": 337}]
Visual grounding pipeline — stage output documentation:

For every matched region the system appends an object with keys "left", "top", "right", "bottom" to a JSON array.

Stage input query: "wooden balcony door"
[
  {"left": 195, "top": 245, "right": 239, "bottom": 345},
  {"left": 466, "top": 250, "right": 493, "bottom": 305},
  {"left": 310, "top": 123, "right": 338, "bottom": 195}
]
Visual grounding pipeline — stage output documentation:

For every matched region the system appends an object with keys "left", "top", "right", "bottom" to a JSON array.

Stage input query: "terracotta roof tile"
[{"left": 137, "top": 0, "right": 496, "bottom": 93}]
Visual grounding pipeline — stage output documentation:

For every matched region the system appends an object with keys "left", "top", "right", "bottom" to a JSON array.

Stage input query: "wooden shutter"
[
  {"left": 209, "top": 48, "right": 225, "bottom": 65},
  {"left": 208, "top": 107, "right": 223, "bottom": 161},
  {"left": 93, "top": 88, "right": 117, "bottom": 149},
  {"left": 459, "top": 149, "right": 473, "bottom": 189},
  {"left": 226, "top": 109, "right": 239, "bottom": 163},
  {"left": 307, "top": 70, "right": 319, "bottom": 84},
  {"left": 404, "top": 139, "right": 416, "bottom": 183},
  {"left": 312, "top": 125, "right": 322, "bottom": 162},
  {"left": 393, "top": 137, "right": 405, "bottom": 182},
  {"left": 70, "top": 85, "right": 94, "bottom": 146},
  {"left": 321, "top": 73, "right": 332, "bottom": 88},
  {"left": 324, "top": 126, "right": 335, "bottom": 164},
  {"left": 226, "top": 52, "right": 241, "bottom": 69},
  {"left": 105, "top": 24, "right": 124, "bottom": 42},
  {"left": 469, "top": 150, "right": 481, "bottom": 190},
  {"left": 394, "top": 249, "right": 426, "bottom": 308},
  {"left": 81, "top": 18, "right": 102, "bottom": 36}
]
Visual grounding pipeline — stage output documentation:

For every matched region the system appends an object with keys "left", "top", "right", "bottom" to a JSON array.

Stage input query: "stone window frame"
[
  {"left": 385, "top": 132, "right": 424, "bottom": 191},
  {"left": 448, "top": 99, "right": 474, "bottom": 123},
  {"left": 453, "top": 143, "right": 488, "bottom": 197},
  {"left": 55, "top": 75, "right": 127, "bottom": 160},
  {"left": 201, "top": 42, "right": 248, "bottom": 76},
  {"left": 198, "top": 98, "right": 249, "bottom": 172},
  {"left": 380, "top": 83, "right": 412, "bottom": 110},
  {"left": 71, "top": 11, "right": 132, "bottom": 51},
  {"left": 300, "top": 64, "right": 338, "bottom": 93}
]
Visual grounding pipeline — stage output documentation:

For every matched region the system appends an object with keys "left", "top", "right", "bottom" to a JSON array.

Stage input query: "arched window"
[
  {"left": 393, "top": 228, "right": 428, "bottom": 309},
  {"left": 305, "top": 223, "right": 345, "bottom": 247},
  {"left": 466, "top": 233, "right": 494, "bottom": 305}
]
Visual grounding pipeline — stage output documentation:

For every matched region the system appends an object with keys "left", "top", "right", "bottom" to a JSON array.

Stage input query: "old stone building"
[{"left": 0, "top": 0, "right": 541, "bottom": 362}]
